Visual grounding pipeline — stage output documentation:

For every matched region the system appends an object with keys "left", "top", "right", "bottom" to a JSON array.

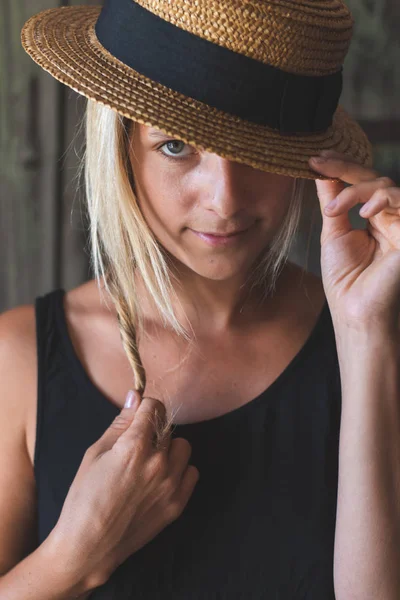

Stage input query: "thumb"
[
  {"left": 314, "top": 177, "right": 351, "bottom": 244},
  {"left": 95, "top": 390, "right": 142, "bottom": 454},
  {"left": 309, "top": 154, "right": 350, "bottom": 243}
]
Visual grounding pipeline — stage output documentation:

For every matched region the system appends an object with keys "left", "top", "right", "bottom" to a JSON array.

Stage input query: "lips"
[
  {"left": 193, "top": 227, "right": 249, "bottom": 237},
  {"left": 189, "top": 225, "right": 253, "bottom": 247}
]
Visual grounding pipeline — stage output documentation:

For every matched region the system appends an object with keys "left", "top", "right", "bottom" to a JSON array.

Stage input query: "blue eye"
[{"left": 158, "top": 140, "right": 194, "bottom": 160}]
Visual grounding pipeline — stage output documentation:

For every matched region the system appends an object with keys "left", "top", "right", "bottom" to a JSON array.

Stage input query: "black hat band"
[{"left": 95, "top": 0, "right": 343, "bottom": 135}]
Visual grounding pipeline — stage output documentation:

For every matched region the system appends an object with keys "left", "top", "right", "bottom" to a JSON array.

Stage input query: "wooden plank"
[
  {"left": 1, "top": 1, "right": 62, "bottom": 310},
  {"left": 59, "top": 0, "right": 99, "bottom": 291},
  {"left": 61, "top": 90, "right": 90, "bottom": 291}
]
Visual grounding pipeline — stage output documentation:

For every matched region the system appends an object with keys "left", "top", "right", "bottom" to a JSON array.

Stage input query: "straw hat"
[{"left": 21, "top": 0, "right": 373, "bottom": 181}]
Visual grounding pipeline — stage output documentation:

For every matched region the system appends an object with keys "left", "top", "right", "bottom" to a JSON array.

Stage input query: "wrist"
[
  {"left": 333, "top": 324, "right": 400, "bottom": 394},
  {"left": 333, "top": 320, "right": 399, "bottom": 355},
  {"left": 331, "top": 309, "right": 400, "bottom": 343},
  {"left": 40, "top": 530, "right": 109, "bottom": 595}
]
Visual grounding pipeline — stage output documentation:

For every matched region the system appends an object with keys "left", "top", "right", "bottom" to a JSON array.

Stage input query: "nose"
[{"left": 202, "top": 155, "right": 252, "bottom": 220}]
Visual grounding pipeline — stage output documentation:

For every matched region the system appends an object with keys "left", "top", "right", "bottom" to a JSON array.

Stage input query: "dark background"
[{"left": 1, "top": 0, "right": 399, "bottom": 311}]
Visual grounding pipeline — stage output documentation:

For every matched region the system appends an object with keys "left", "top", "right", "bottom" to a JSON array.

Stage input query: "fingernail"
[
  {"left": 124, "top": 390, "right": 138, "bottom": 409},
  {"left": 311, "top": 156, "right": 328, "bottom": 164},
  {"left": 325, "top": 199, "right": 338, "bottom": 212}
]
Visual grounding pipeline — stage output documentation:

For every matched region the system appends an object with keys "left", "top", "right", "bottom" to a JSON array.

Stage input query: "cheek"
[
  {"left": 251, "top": 190, "right": 292, "bottom": 231},
  {"left": 265, "top": 197, "right": 290, "bottom": 223},
  {"left": 264, "top": 182, "right": 294, "bottom": 223},
  {"left": 136, "top": 179, "right": 191, "bottom": 242}
]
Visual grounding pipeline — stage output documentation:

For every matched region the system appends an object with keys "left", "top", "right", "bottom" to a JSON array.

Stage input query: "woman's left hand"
[{"left": 309, "top": 149, "right": 400, "bottom": 334}]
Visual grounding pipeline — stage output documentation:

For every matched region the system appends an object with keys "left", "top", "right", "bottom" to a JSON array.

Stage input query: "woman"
[{"left": 1, "top": 0, "right": 399, "bottom": 598}]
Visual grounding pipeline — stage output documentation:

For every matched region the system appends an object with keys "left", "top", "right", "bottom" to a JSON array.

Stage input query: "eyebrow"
[{"left": 148, "top": 130, "right": 171, "bottom": 139}]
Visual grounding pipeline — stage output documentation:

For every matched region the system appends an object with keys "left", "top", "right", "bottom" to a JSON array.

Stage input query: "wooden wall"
[
  {"left": 1, "top": 0, "right": 399, "bottom": 311},
  {"left": 1, "top": 0, "right": 95, "bottom": 312}
]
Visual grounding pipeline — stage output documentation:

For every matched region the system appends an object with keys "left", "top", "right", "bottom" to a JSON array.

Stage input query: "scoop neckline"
[{"left": 53, "top": 288, "right": 331, "bottom": 428}]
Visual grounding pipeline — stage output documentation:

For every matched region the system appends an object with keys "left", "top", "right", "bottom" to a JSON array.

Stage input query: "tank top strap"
[
  {"left": 34, "top": 287, "right": 117, "bottom": 479},
  {"left": 35, "top": 287, "right": 66, "bottom": 353},
  {"left": 34, "top": 289, "right": 66, "bottom": 470},
  {"left": 34, "top": 288, "right": 117, "bottom": 545}
]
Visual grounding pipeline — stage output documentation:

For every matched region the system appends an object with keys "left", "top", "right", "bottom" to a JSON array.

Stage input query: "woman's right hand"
[{"left": 45, "top": 393, "right": 200, "bottom": 590}]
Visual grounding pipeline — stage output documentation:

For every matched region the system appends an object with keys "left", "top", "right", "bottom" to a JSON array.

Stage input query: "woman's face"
[{"left": 129, "top": 123, "right": 295, "bottom": 282}]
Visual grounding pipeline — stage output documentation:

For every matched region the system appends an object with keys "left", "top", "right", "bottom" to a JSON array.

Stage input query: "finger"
[
  {"left": 319, "top": 149, "right": 368, "bottom": 165},
  {"left": 359, "top": 186, "right": 400, "bottom": 218},
  {"left": 167, "top": 438, "right": 193, "bottom": 483},
  {"left": 152, "top": 403, "right": 173, "bottom": 452},
  {"left": 309, "top": 154, "right": 381, "bottom": 242},
  {"left": 309, "top": 155, "right": 380, "bottom": 185},
  {"left": 309, "top": 173, "right": 351, "bottom": 242},
  {"left": 367, "top": 220, "right": 395, "bottom": 255},
  {"left": 119, "top": 396, "right": 170, "bottom": 455},
  {"left": 94, "top": 390, "right": 141, "bottom": 454},
  {"left": 324, "top": 178, "right": 397, "bottom": 218},
  {"left": 177, "top": 464, "right": 200, "bottom": 506}
]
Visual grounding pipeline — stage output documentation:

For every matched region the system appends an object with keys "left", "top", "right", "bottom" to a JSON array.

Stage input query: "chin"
[
  {"left": 183, "top": 257, "right": 256, "bottom": 281},
  {"left": 162, "top": 240, "right": 270, "bottom": 281}
]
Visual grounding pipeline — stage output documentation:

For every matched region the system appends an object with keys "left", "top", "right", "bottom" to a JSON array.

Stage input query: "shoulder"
[
  {"left": 61, "top": 279, "right": 118, "bottom": 367},
  {"left": 0, "top": 303, "right": 39, "bottom": 571},
  {"left": 0, "top": 281, "right": 99, "bottom": 413},
  {"left": 0, "top": 303, "right": 37, "bottom": 439},
  {"left": 0, "top": 279, "right": 103, "bottom": 369},
  {"left": 0, "top": 302, "right": 37, "bottom": 346},
  {"left": 0, "top": 285, "right": 98, "bottom": 572},
  {"left": 63, "top": 278, "right": 112, "bottom": 321},
  {"left": 0, "top": 280, "right": 104, "bottom": 467}
]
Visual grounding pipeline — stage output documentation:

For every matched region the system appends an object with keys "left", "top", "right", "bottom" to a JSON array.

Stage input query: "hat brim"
[{"left": 21, "top": 6, "right": 373, "bottom": 181}]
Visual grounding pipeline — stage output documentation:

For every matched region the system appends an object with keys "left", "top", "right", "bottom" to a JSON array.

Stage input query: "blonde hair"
[{"left": 81, "top": 99, "right": 314, "bottom": 440}]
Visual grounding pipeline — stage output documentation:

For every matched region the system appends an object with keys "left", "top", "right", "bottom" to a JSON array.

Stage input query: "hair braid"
[
  {"left": 105, "top": 268, "right": 147, "bottom": 395},
  {"left": 104, "top": 268, "right": 176, "bottom": 448}
]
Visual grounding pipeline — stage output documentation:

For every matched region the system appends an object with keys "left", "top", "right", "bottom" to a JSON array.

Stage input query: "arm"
[
  {"left": 0, "top": 307, "right": 103, "bottom": 599},
  {"left": 0, "top": 538, "right": 95, "bottom": 599},
  {"left": 333, "top": 327, "right": 400, "bottom": 600}
]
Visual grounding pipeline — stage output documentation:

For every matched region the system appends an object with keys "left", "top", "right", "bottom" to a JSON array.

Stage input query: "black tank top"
[{"left": 34, "top": 288, "right": 341, "bottom": 599}]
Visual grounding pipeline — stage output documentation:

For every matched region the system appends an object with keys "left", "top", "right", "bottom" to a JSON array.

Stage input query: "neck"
[{"left": 134, "top": 261, "right": 296, "bottom": 334}]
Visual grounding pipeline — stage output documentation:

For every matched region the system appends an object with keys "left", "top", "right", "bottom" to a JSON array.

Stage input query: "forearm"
[
  {"left": 0, "top": 537, "right": 98, "bottom": 600},
  {"left": 333, "top": 327, "right": 400, "bottom": 600}
]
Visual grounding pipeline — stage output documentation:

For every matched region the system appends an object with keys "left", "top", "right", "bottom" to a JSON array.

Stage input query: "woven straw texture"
[
  {"left": 135, "top": 0, "right": 354, "bottom": 75},
  {"left": 21, "top": 4, "right": 374, "bottom": 181}
]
